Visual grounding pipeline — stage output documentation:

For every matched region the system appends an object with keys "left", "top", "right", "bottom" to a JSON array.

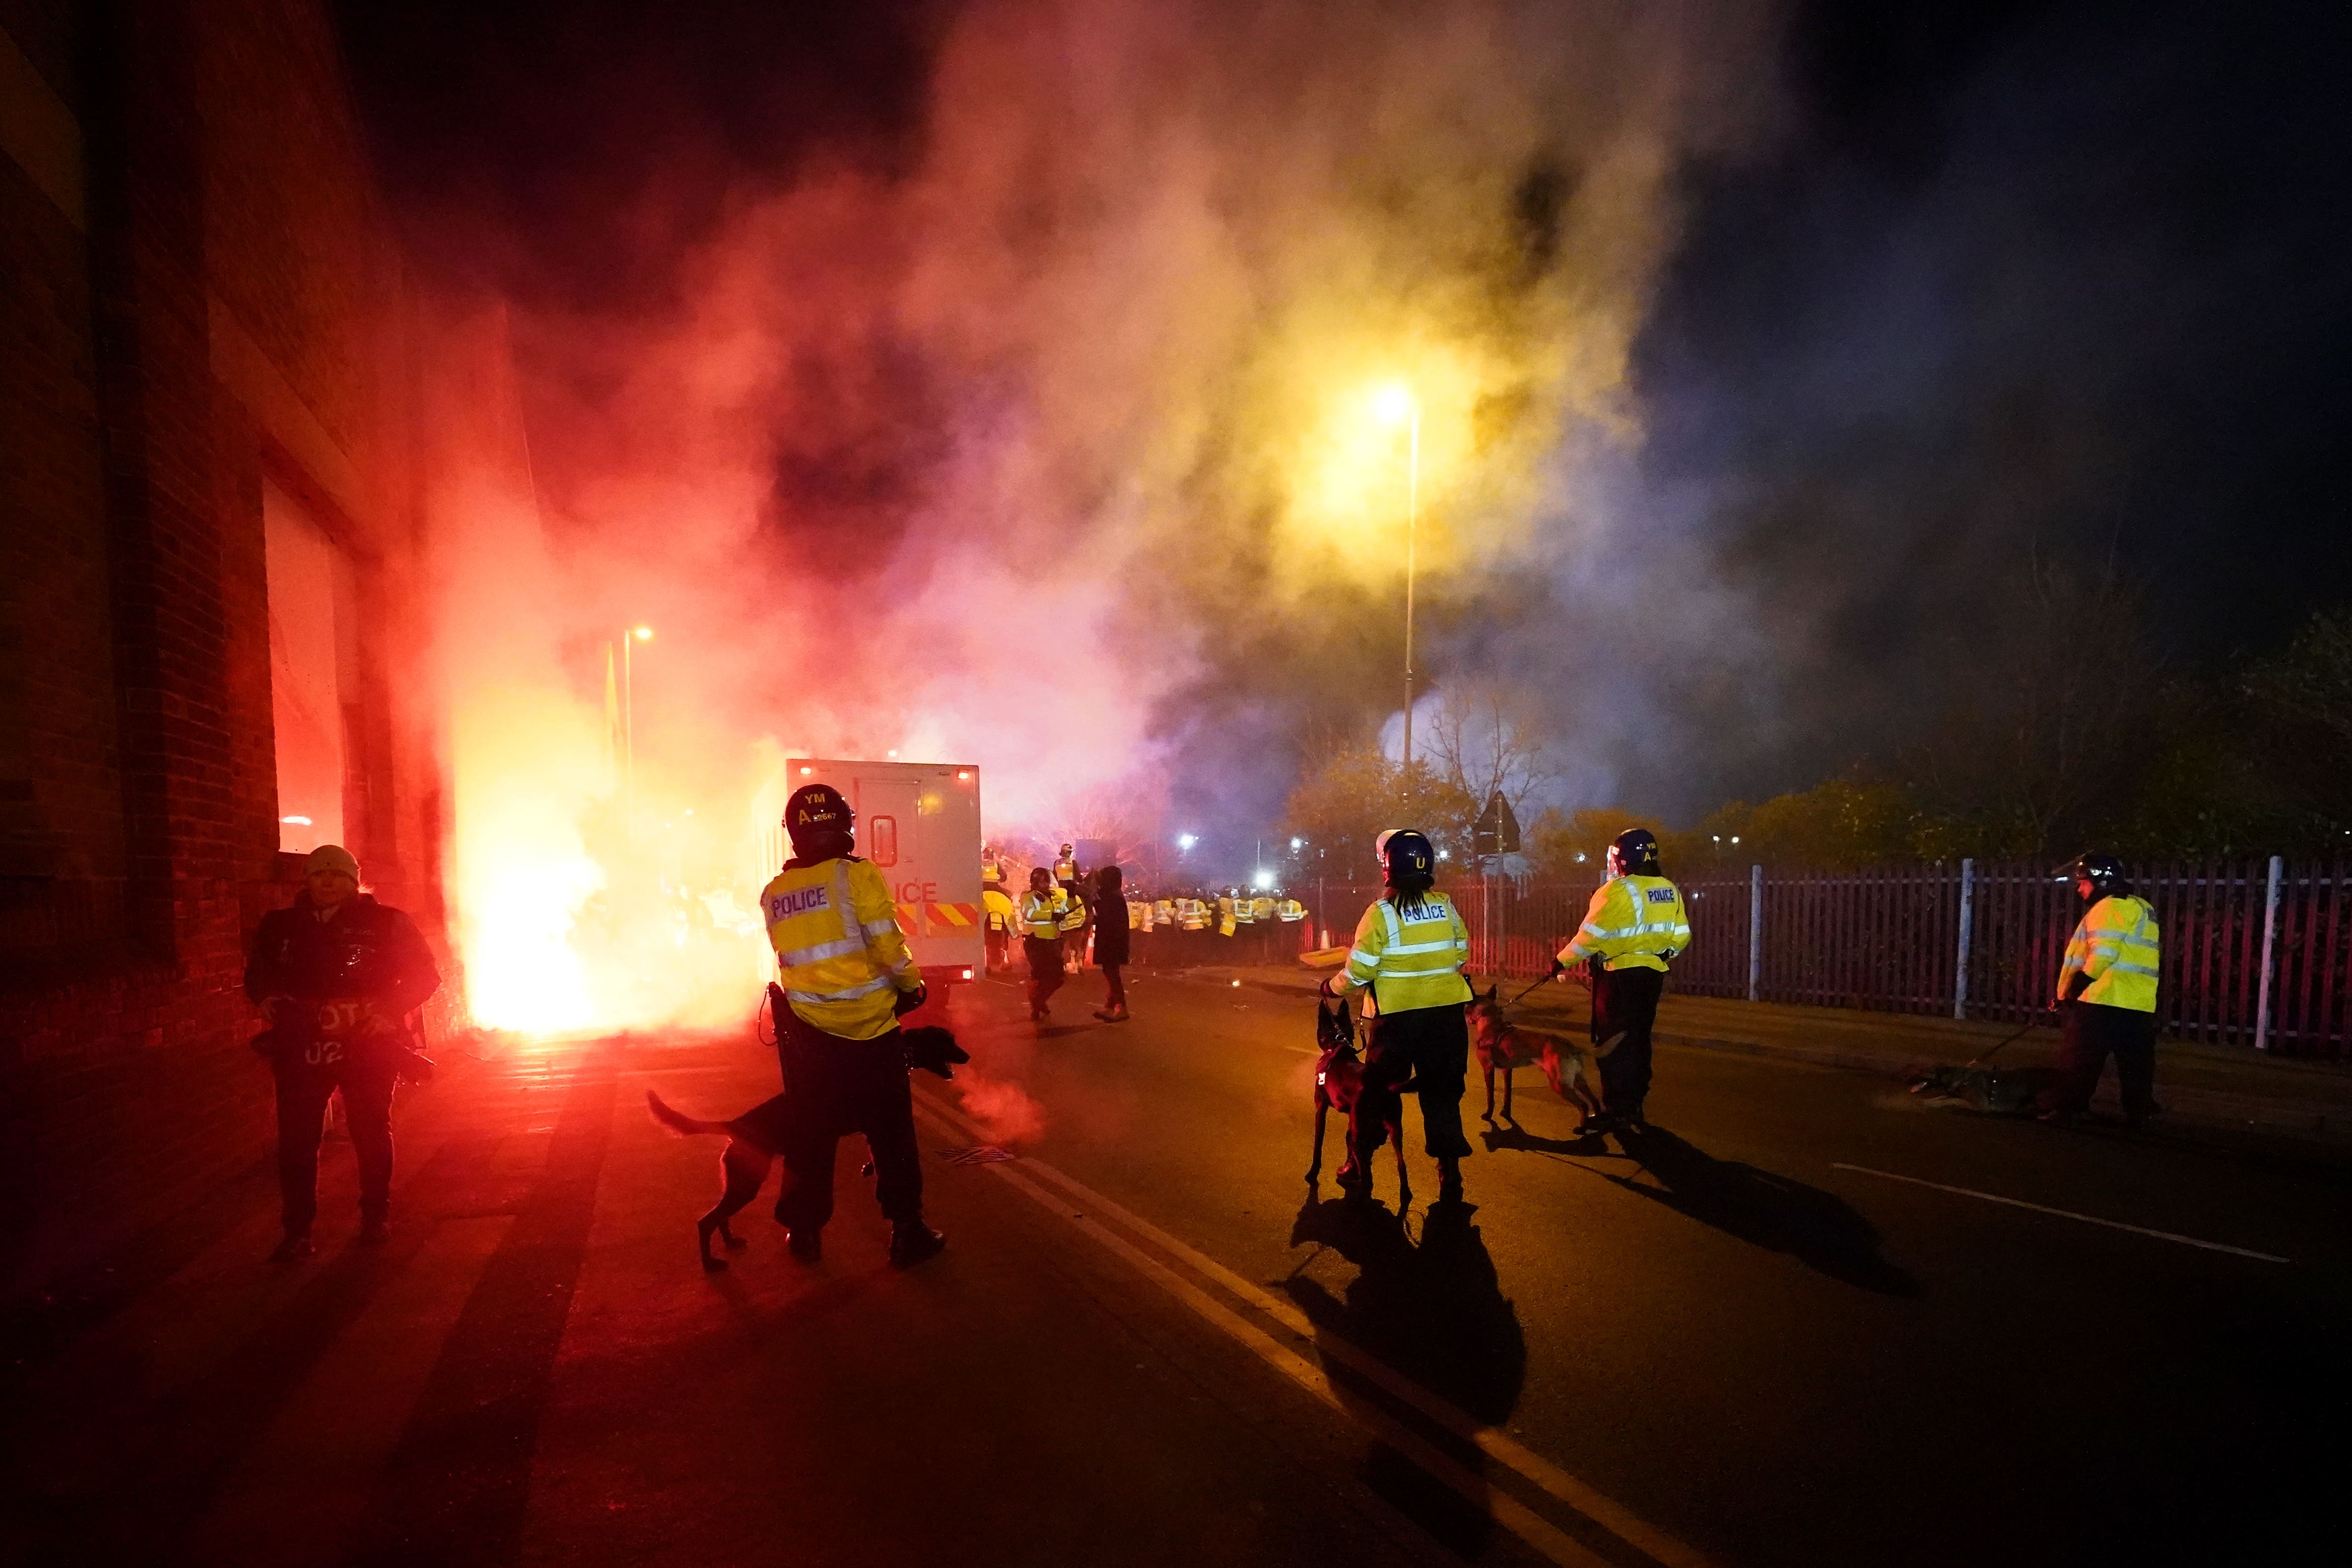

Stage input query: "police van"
[{"left": 755, "top": 758, "right": 985, "bottom": 984}]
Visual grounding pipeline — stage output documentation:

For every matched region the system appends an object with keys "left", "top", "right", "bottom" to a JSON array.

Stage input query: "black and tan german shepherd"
[{"left": 1305, "top": 997, "right": 1415, "bottom": 1207}]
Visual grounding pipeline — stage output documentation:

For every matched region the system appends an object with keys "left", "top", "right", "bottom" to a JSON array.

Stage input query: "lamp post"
[
  {"left": 1371, "top": 384, "right": 1420, "bottom": 778},
  {"left": 619, "top": 625, "right": 652, "bottom": 838}
]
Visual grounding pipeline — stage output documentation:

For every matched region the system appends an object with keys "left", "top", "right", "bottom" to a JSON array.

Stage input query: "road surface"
[{"left": 7, "top": 969, "right": 2348, "bottom": 1566}]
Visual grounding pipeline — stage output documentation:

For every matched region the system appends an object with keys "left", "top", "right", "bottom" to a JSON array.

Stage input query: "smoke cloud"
[{"left": 380, "top": 0, "right": 1784, "bottom": 1027}]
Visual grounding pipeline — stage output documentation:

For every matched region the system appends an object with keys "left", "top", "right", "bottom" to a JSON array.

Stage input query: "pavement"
[{"left": 6, "top": 970, "right": 2350, "bottom": 1567}]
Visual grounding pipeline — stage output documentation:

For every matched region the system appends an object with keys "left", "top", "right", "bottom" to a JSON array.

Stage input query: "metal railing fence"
[{"left": 1295, "top": 858, "right": 2352, "bottom": 1060}]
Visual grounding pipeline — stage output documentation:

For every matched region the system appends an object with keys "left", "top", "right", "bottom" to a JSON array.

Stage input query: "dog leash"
[
  {"left": 1964, "top": 1009, "right": 2052, "bottom": 1068},
  {"left": 1505, "top": 969, "right": 1564, "bottom": 1007}
]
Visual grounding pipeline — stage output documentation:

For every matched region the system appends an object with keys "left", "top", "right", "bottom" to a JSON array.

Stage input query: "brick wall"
[{"left": 0, "top": 0, "right": 449, "bottom": 1299}]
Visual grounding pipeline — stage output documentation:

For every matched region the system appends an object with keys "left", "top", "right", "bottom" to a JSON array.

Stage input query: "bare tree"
[
  {"left": 1908, "top": 553, "right": 2155, "bottom": 857},
  {"left": 1422, "top": 677, "right": 1556, "bottom": 822}
]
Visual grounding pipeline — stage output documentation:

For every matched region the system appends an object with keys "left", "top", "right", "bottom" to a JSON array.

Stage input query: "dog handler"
[
  {"left": 2037, "top": 852, "right": 2163, "bottom": 1127},
  {"left": 758, "top": 784, "right": 945, "bottom": 1267},
  {"left": 1320, "top": 829, "right": 1476, "bottom": 1204},
  {"left": 1547, "top": 826, "right": 1689, "bottom": 1131},
  {"left": 245, "top": 844, "right": 440, "bottom": 1260}
]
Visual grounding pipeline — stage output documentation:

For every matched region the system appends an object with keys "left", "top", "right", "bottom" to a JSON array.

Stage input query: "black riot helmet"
[
  {"left": 1609, "top": 827, "right": 1661, "bottom": 878},
  {"left": 2068, "top": 851, "right": 2131, "bottom": 900},
  {"left": 1380, "top": 829, "right": 1438, "bottom": 913},
  {"left": 785, "top": 783, "right": 854, "bottom": 858}
]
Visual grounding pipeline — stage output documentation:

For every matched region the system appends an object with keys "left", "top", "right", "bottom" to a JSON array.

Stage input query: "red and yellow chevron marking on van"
[{"left": 895, "top": 901, "right": 981, "bottom": 934}]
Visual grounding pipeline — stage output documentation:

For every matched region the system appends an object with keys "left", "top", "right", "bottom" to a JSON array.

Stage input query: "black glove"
[
  {"left": 892, "top": 984, "right": 928, "bottom": 1017},
  {"left": 1319, "top": 974, "right": 1344, "bottom": 1000},
  {"left": 1547, "top": 957, "right": 1565, "bottom": 979}
]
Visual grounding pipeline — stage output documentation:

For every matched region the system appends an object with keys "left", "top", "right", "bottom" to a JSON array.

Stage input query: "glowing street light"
[
  {"left": 1369, "top": 382, "right": 1420, "bottom": 776},
  {"left": 1177, "top": 833, "right": 1198, "bottom": 852},
  {"left": 610, "top": 625, "right": 654, "bottom": 840}
]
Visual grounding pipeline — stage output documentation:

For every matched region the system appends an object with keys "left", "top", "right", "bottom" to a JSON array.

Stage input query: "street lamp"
[
  {"left": 1370, "top": 382, "right": 1420, "bottom": 776},
  {"left": 610, "top": 625, "right": 653, "bottom": 839}
]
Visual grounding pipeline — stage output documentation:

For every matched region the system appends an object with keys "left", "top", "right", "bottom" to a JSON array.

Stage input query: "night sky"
[{"left": 339, "top": 0, "right": 2352, "bottom": 830}]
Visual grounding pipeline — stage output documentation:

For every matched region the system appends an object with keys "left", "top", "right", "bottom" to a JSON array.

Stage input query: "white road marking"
[
  {"left": 913, "top": 1085, "right": 1717, "bottom": 1568},
  {"left": 1830, "top": 1163, "right": 2292, "bottom": 1263}
]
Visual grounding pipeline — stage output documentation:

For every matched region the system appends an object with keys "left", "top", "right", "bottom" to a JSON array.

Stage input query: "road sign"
[{"left": 1472, "top": 792, "right": 1521, "bottom": 858}]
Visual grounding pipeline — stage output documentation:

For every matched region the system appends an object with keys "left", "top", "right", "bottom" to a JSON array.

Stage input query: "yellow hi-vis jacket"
[
  {"left": 1057, "top": 887, "right": 1087, "bottom": 935},
  {"left": 1019, "top": 890, "right": 1063, "bottom": 940},
  {"left": 1155, "top": 899, "right": 1175, "bottom": 929},
  {"left": 1217, "top": 896, "right": 1237, "bottom": 937},
  {"left": 760, "top": 856, "right": 921, "bottom": 1040},
  {"left": 1277, "top": 898, "right": 1307, "bottom": 922},
  {"left": 982, "top": 888, "right": 1016, "bottom": 933},
  {"left": 2059, "top": 894, "right": 2161, "bottom": 1012},
  {"left": 1179, "top": 900, "right": 1207, "bottom": 931},
  {"left": 1337, "top": 892, "right": 1472, "bottom": 1014},
  {"left": 1560, "top": 875, "right": 1691, "bottom": 972}
]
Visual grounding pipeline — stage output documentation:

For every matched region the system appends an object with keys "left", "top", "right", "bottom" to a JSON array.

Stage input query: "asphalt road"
[{"left": 8, "top": 969, "right": 2349, "bottom": 1567}]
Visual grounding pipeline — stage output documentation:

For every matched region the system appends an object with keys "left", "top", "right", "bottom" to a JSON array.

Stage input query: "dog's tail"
[{"left": 646, "top": 1090, "right": 733, "bottom": 1140}]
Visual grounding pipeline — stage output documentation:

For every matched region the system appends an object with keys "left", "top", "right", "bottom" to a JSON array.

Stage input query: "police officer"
[
  {"left": 1054, "top": 842, "right": 1081, "bottom": 892},
  {"left": 1019, "top": 865, "right": 1067, "bottom": 1021},
  {"left": 2038, "top": 853, "right": 2164, "bottom": 1128},
  {"left": 245, "top": 844, "right": 440, "bottom": 1260},
  {"left": 1548, "top": 827, "right": 1690, "bottom": 1132},
  {"left": 1320, "top": 829, "right": 1476, "bottom": 1205},
  {"left": 758, "top": 785, "right": 944, "bottom": 1267}
]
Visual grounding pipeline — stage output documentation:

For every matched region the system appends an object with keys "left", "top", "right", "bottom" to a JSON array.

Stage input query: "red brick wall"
[{"left": 0, "top": 0, "right": 448, "bottom": 1298}]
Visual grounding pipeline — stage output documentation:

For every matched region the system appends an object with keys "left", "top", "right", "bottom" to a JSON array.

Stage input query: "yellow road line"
[{"left": 913, "top": 1087, "right": 1717, "bottom": 1568}]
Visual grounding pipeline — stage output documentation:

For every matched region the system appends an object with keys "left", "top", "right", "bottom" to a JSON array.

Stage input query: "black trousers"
[
  {"left": 1359, "top": 1002, "right": 1474, "bottom": 1160},
  {"left": 272, "top": 1042, "right": 398, "bottom": 1233},
  {"left": 1101, "top": 963, "right": 1126, "bottom": 1012},
  {"left": 1025, "top": 936, "right": 1065, "bottom": 1009},
  {"left": 1591, "top": 965, "right": 1664, "bottom": 1117},
  {"left": 2047, "top": 1000, "right": 2158, "bottom": 1117},
  {"left": 774, "top": 1024, "right": 923, "bottom": 1232}
]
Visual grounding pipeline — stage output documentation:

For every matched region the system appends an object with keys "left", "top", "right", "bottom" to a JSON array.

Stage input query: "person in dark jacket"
[
  {"left": 1092, "top": 863, "right": 1132, "bottom": 1022},
  {"left": 245, "top": 844, "right": 440, "bottom": 1260}
]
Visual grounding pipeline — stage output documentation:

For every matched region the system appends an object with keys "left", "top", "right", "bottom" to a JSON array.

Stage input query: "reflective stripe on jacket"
[
  {"left": 1337, "top": 892, "right": 1472, "bottom": 1014},
  {"left": 759, "top": 856, "right": 921, "bottom": 1041},
  {"left": 2060, "top": 894, "right": 2161, "bottom": 1012},
  {"left": 1560, "top": 875, "right": 1690, "bottom": 972},
  {"left": 1019, "top": 891, "right": 1063, "bottom": 940}
]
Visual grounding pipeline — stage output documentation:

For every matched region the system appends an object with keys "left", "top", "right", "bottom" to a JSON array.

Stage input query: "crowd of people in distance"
[{"left": 980, "top": 845, "right": 1314, "bottom": 1022}]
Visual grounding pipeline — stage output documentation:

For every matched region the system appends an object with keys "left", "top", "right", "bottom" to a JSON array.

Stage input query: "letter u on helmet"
[
  {"left": 1380, "top": 829, "right": 1436, "bottom": 882},
  {"left": 1609, "top": 827, "right": 1660, "bottom": 878}
]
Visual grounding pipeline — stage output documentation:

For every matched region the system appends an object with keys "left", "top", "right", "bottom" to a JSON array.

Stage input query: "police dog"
[
  {"left": 1468, "top": 986, "right": 1603, "bottom": 1124},
  {"left": 645, "top": 1090, "right": 788, "bottom": 1271},
  {"left": 1306, "top": 998, "right": 1415, "bottom": 1207},
  {"left": 648, "top": 1024, "right": 969, "bottom": 1271}
]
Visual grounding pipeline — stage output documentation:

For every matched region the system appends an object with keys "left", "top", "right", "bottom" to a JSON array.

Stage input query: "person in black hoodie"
[
  {"left": 245, "top": 844, "right": 440, "bottom": 1260},
  {"left": 1092, "top": 863, "right": 1132, "bottom": 1022}
]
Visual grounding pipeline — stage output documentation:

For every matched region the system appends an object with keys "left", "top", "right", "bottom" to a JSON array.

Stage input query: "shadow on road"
[
  {"left": 1478, "top": 1120, "right": 1604, "bottom": 1157},
  {"left": 1285, "top": 1196, "right": 1526, "bottom": 1558},
  {"left": 1603, "top": 1126, "right": 1919, "bottom": 1296}
]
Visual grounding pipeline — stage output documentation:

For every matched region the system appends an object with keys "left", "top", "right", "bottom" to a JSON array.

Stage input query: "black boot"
[
  {"left": 1437, "top": 1158, "right": 1464, "bottom": 1205},
  {"left": 890, "top": 1222, "right": 946, "bottom": 1268},
  {"left": 787, "top": 1228, "right": 823, "bottom": 1263}
]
